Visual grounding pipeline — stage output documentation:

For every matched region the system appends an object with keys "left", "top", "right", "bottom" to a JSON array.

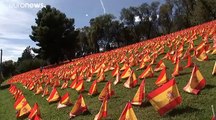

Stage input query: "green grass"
[{"left": 1, "top": 38, "right": 216, "bottom": 120}]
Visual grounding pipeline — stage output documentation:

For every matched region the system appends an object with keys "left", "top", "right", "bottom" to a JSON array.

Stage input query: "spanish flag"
[
  {"left": 28, "top": 103, "right": 41, "bottom": 120},
  {"left": 98, "top": 81, "right": 115, "bottom": 101},
  {"left": 88, "top": 80, "right": 98, "bottom": 96},
  {"left": 94, "top": 97, "right": 108, "bottom": 120},
  {"left": 57, "top": 92, "right": 72, "bottom": 109},
  {"left": 195, "top": 48, "right": 208, "bottom": 61},
  {"left": 155, "top": 67, "right": 168, "bottom": 86},
  {"left": 119, "top": 102, "right": 137, "bottom": 120},
  {"left": 124, "top": 71, "right": 138, "bottom": 88},
  {"left": 16, "top": 101, "right": 31, "bottom": 118},
  {"left": 113, "top": 72, "right": 121, "bottom": 85},
  {"left": 131, "top": 80, "right": 145, "bottom": 105},
  {"left": 154, "top": 60, "right": 166, "bottom": 72},
  {"left": 212, "top": 61, "right": 216, "bottom": 75},
  {"left": 42, "top": 86, "right": 49, "bottom": 97},
  {"left": 46, "top": 87, "right": 60, "bottom": 103},
  {"left": 69, "top": 94, "right": 88, "bottom": 118},
  {"left": 75, "top": 79, "right": 85, "bottom": 92},
  {"left": 14, "top": 95, "right": 26, "bottom": 111},
  {"left": 139, "top": 65, "right": 154, "bottom": 79},
  {"left": 147, "top": 79, "right": 182, "bottom": 116},
  {"left": 121, "top": 66, "right": 132, "bottom": 79},
  {"left": 184, "top": 55, "right": 194, "bottom": 68},
  {"left": 112, "top": 65, "right": 119, "bottom": 77},
  {"left": 183, "top": 65, "right": 206, "bottom": 94},
  {"left": 61, "top": 80, "right": 68, "bottom": 89}
]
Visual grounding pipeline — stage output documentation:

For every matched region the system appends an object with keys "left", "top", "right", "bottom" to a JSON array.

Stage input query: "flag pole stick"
[{"left": 212, "top": 105, "right": 215, "bottom": 116}]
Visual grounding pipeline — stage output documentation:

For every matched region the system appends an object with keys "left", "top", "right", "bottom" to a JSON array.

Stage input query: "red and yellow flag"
[
  {"left": 42, "top": 86, "right": 49, "bottom": 97},
  {"left": 154, "top": 60, "right": 166, "bottom": 72},
  {"left": 183, "top": 65, "right": 206, "bottom": 94},
  {"left": 46, "top": 87, "right": 60, "bottom": 103},
  {"left": 121, "top": 66, "right": 132, "bottom": 79},
  {"left": 155, "top": 68, "right": 168, "bottom": 86},
  {"left": 98, "top": 81, "right": 115, "bottom": 101},
  {"left": 147, "top": 79, "right": 182, "bottom": 116},
  {"left": 139, "top": 65, "right": 154, "bottom": 79},
  {"left": 28, "top": 103, "right": 41, "bottom": 120},
  {"left": 94, "top": 97, "right": 108, "bottom": 120},
  {"left": 131, "top": 80, "right": 145, "bottom": 105},
  {"left": 113, "top": 72, "right": 121, "bottom": 85},
  {"left": 124, "top": 71, "right": 138, "bottom": 88},
  {"left": 75, "top": 79, "right": 85, "bottom": 92},
  {"left": 119, "top": 102, "right": 137, "bottom": 120},
  {"left": 16, "top": 101, "right": 31, "bottom": 118},
  {"left": 69, "top": 94, "right": 88, "bottom": 118},
  {"left": 57, "top": 92, "right": 72, "bottom": 109},
  {"left": 88, "top": 80, "right": 98, "bottom": 96},
  {"left": 14, "top": 95, "right": 26, "bottom": 111}
]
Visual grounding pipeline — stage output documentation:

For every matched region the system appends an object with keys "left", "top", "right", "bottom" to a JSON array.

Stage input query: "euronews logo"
[{"left": 9, "top": 2, "right": 45, "bottom": 9}]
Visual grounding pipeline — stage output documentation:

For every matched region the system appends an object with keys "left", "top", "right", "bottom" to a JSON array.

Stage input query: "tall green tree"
[{"left": 30, "top": 5, "right": 79, "bottom": 64}]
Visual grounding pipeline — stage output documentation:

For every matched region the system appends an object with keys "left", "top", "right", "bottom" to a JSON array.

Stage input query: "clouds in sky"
[{"left": 0, "top": 0, "right": 152, "bottom": 62}]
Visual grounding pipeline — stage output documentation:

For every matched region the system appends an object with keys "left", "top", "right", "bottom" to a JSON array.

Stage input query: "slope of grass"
[{"left": 1, "top": 37, "right": 216, "bottom": 120}]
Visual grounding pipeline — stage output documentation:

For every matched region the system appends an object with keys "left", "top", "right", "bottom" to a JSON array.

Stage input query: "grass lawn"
[{"left": 0, "top": 38, "right": 216, "bottom": 120}]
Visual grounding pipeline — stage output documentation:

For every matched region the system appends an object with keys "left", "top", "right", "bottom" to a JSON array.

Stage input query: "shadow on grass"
[
  {"left": 205, "top": 84, "right": 216, "bottom": 90},
  {"left": 167, "top": 106, "right": 199, "bottom": 116},
  {"left": 140, "top": 101, "right": 152, "bottom": 108}
]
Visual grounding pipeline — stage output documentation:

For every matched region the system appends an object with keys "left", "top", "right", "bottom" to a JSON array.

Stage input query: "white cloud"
[{"left": 0, "top": 0, "right": 39, "bottom": 61}]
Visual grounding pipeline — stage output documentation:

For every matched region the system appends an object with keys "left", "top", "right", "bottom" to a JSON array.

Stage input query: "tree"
[
  {"left": 2, "top": 60, "right": 16, "bottom": 79},
  {"left": 30, "top": 5, "right": 79, "bottom": 64},
  {"left": 17, "top": 46, "right": 33, "bottom": 63},
  {"left": 158, "top": 2, "right": 174, "bottom": 34}
]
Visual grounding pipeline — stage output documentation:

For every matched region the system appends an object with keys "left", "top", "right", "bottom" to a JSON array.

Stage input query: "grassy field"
[{"left": 0, "top": 38, "right": 216, "bottom": 120}]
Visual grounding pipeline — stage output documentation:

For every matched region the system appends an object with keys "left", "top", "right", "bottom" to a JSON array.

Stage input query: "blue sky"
[{"left": 0, "top": 0, "right": 156, "bottom": 61}]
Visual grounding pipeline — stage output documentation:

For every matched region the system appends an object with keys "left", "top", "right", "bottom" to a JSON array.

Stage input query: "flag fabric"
[
  {"left": 112, "top": 65, "right": 119, "bottom": 77},
  {"left": 124, "top": 71, "right": 138, "bottom": 88},
  {"left": 195, "top": 48, "right": 208, "bottom": 61},
  {"left": 131, "top": 80, "right": 145, "bottom": 105},
  {"left": 113, "top": 72, "right": 121, "bottom": 85},
  {"left": 46, "top": 87, "right": 60, "bottom": 103},
  {"left": 147, "top": 79, "right": 182, "bottom": 116},
  {"left": 183, "top": 65, "right": 206, "bottom": 94},
  {"left": 35, "top": 85, "right": 43, "bottom": 95},
  {"left": 42, "top": 86, "right": 49, "bottom": 97},
  {"left": 119, "top": 102, "right": 137, "bottom": 120},
  {"left": 28, "top": 103, "right": 41, "bottom": 120},
  {"left": 121, "top": 66, "right": 132, "bottom": 79},
  {"left": 184, "top": 55, "right": 194, "bottom": 68},
  {"left": 98, "top": 81, "right": 115, "bottom": 101},
  {"left": 88, "top": 80, "right": 98, "bottom": 96},
  {"left": 61, "top": 80, "right": 68, "bottom": 89},
  {"left": 69, "top": 94, "right": 88, "bottom": 118},
  {"left": 155, "top": 68, "right": 168, "bottom": 86},
  {"left": 212, "top": 61, "right": 216, "bottom": 75},
  {"left": 139, "top": 65, "right": 154, "bottom": 79},
  {"left": 154, "top": 60, "right": 166, "bottom": 72},
  {"left": 57, "top": 92, "right": 72, "bottom": 109},
  {"left": 94, "top": 97, "right": 108, "bottom": 120},
  {"left": 172, "top": 59, "right": 182, "bottom": 77},
  {"left": 16, "top": 101, "right": 31, "bottom": 118},
  {"left": 14, "top": 95, "right": 27, "bottom": 111},
  {"left": 75, "top": 79, "right": 85, "bottom": 92}
]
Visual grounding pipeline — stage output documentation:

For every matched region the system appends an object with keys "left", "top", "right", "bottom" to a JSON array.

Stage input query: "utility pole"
[{"left": 0, "top": 49, "right": 4, "bottom": 84}]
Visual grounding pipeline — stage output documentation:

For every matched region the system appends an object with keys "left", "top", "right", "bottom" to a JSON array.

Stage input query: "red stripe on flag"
[
  {"left": 147, "top": 79, "right": 175, "bottom": 99},
  {"left": 158, "top": 96, "right": 182, "bottom": 116}
]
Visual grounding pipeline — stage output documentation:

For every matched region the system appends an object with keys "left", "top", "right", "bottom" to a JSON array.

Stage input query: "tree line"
[{"left": 1, "top": 0, "right": 216, "bottom": 79}]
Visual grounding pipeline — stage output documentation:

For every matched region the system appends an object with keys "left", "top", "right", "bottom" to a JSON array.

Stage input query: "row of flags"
[{"left": 6, "top": 20, "right": 216, "bottom": 119}]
